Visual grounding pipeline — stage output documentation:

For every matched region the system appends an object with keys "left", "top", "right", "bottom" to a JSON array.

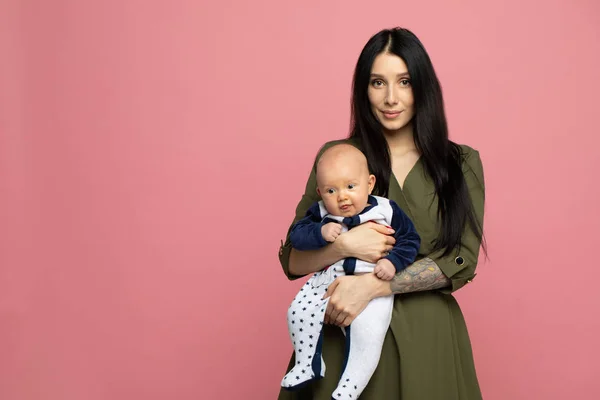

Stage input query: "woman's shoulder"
[
  {"left": 457, "top": 143, "right": 479, "bottom": 158},
  {"left": 456, "top": 143, "right": 482, "bottom": 166},
  {"left": 455, "top": 143, "right": 484, "bottom": 185}
]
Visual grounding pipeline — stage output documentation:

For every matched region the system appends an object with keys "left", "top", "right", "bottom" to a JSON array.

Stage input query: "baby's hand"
[
  {"left": 321, "top": 222, "right": 342, "bottom": 243},
  {"left": 374, "top": 258, "right": 395, "bottom": 281}
]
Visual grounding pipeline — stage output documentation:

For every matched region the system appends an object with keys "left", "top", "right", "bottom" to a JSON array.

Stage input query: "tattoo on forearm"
[{"left": 390, "top": 257, "right": 451, "bottom": 294}]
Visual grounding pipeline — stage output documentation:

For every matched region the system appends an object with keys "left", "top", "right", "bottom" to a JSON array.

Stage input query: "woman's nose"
[{"left": 385, "top": 87, "right": 398, "bottom": 105}]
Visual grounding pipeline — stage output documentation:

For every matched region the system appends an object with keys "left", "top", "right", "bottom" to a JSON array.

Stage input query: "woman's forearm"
[
  {"left": 288, "top": 241, "right": 345, "bottom": 276},
  {"left": 388, "top": 257, "right": 451, "bottom": 294}
]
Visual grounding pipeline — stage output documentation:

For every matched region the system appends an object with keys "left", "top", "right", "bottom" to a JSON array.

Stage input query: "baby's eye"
[
  {"left": 327, "top": 188, "right": 335, "bottom": 194},
  {"left": 347, "top": 184, "right": 355, "bottom": 190}
]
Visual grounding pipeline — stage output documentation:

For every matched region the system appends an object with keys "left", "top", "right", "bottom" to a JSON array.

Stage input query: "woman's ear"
[{"left": 368, "top": 174, "right": 376, "bottom": 194}]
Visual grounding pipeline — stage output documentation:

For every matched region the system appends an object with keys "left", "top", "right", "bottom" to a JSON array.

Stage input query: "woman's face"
[{"left": 367, "top": 52, "right": 415, "bottom": 134}]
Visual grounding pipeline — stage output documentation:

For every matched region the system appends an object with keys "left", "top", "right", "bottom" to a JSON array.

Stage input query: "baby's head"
[{"left": 316, "top": 144, "right": 376, "bottom": 217}]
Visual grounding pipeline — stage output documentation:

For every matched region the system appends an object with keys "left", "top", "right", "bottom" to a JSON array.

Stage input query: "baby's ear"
[
  {"left": 316, "top": 187, "right": 321, "bottom": 196},
  {"left": 368, "top": 174, "right": 376, "bottom": 193}
]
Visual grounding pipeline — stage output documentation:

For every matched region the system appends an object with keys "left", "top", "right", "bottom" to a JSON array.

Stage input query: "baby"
[{"left": 281, "top": 144, "right": 420, "bottom": 400}]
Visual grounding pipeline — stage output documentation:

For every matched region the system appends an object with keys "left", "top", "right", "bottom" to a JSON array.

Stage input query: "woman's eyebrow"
[{"left": 370, "top": 72, "right": 411, "bottom": 78}]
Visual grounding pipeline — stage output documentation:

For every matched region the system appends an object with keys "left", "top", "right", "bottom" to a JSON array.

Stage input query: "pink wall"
[{"left": 1, "top": 1, "right": 599, "bottom": 399}]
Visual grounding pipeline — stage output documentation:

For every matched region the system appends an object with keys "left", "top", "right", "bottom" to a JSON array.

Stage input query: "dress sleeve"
[{"left": 430, "top": 148, "right": 486, "bottom": 294}]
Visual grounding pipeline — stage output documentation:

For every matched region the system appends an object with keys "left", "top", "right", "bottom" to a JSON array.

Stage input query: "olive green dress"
[{"left": 277, "top": 139, "right": 485, "bottom": 400}]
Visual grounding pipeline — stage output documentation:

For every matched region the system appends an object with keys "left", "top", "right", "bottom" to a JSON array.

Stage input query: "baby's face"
[{"left": 317, "top": 148, "right": 375, "bottom": 217}]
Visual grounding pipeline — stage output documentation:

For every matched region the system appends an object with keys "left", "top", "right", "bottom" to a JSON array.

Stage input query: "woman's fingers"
[
  {"left": 324, "top": 300, "right": 333, "bottom": 324},
  {"left": 380, "top": 245, "right": 393, "bottom": 258},
  {"left": 328, "top": 306, "right": 341, "bottom": 324},
  {"left": 324, "top": 283, "right": 338, "bottom": 324},
  {"left": 322, "top": 274, "right": 377, "bottom": 326},
  {"left": 323, "top": 279, "right": 339, "bottom": 300},
  {"left": 339, "top": 315, "right": 352, "bottom": 327},
  {"left": 334, "top": 309, "right": 347, "bottom": 325},
  {"left": 323, "top": 278, "right": 349, "bottom": 325},
  {"left": 369, "top": 222, "right": 395, "bottom": 235}
]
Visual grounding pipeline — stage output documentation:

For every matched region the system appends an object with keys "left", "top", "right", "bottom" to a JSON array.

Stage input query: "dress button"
[{"left": 454, "top": 256, "right": 464, "bottom": 265}]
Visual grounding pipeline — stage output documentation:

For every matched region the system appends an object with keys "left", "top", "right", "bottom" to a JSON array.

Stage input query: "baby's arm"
[
  {"left": 378, "top": 200, "right": 421, "bottom": 277},
  {"left": 321, "top": 222, "right": 342, "bottom": 243},
  {"left": 374, "top": 259, "right": 396, "bottom": 280},
  {"left": 289, "top": 202, "right": 329, "bottom": 251}
]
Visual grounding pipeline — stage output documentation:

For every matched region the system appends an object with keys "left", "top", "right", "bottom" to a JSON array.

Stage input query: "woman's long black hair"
[{"left": 350, "top": 27, "right": 485, "bottom": 257}]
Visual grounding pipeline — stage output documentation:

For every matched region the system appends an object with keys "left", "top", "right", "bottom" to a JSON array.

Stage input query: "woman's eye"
[
  {"left": 400, "top": 79, "right": 411, "bottom": 86},
  {"left": 371, "top": 80, "right": 384, "bottom": 87}
]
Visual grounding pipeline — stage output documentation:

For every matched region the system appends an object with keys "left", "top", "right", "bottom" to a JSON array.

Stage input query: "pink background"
[{"left": 1, "top": 1, "right": 599, "bottom": 399}]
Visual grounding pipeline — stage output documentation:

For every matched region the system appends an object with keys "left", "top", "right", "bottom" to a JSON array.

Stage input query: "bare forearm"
[
  {"left": 288, "top": 243, "right": 344, "bottom": 276},
  {"left": 389, "top": 257, "right": 450, "bottom": 294}
]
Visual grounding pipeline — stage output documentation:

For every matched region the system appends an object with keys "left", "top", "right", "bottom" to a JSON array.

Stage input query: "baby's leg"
[
  {"left": 281, "top": 275, "right": 330, "bottom": 390},
  {"left": 331, "top": 295, "right": 394, "bottom": 400}
]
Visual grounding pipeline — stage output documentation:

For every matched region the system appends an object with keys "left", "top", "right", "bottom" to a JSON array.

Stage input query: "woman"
[{"left": 278, "top": 27, "right": 486, "bottom": 400}]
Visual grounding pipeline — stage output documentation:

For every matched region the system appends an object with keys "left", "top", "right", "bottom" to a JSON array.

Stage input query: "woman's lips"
[{"left": 382, "top": 110, "right": 402, "bottom": 119}]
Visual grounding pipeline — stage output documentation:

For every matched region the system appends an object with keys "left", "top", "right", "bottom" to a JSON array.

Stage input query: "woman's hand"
[
  {"left": 322, "top": 273, "right": 392, "bottom": 327},
  {"left": 336, "top": 222, "right": 396, "bottom": 263}
]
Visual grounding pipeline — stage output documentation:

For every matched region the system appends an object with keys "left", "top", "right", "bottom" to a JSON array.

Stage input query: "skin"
[
  {"left": 289, "top": 52, "right": 451, "bottom": 328},
  {"left": 316, "top": 145, "right": 397, "bottom": 280},
  {"left": 316, "top": 144, "right": 375, "bottom": 218}
]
